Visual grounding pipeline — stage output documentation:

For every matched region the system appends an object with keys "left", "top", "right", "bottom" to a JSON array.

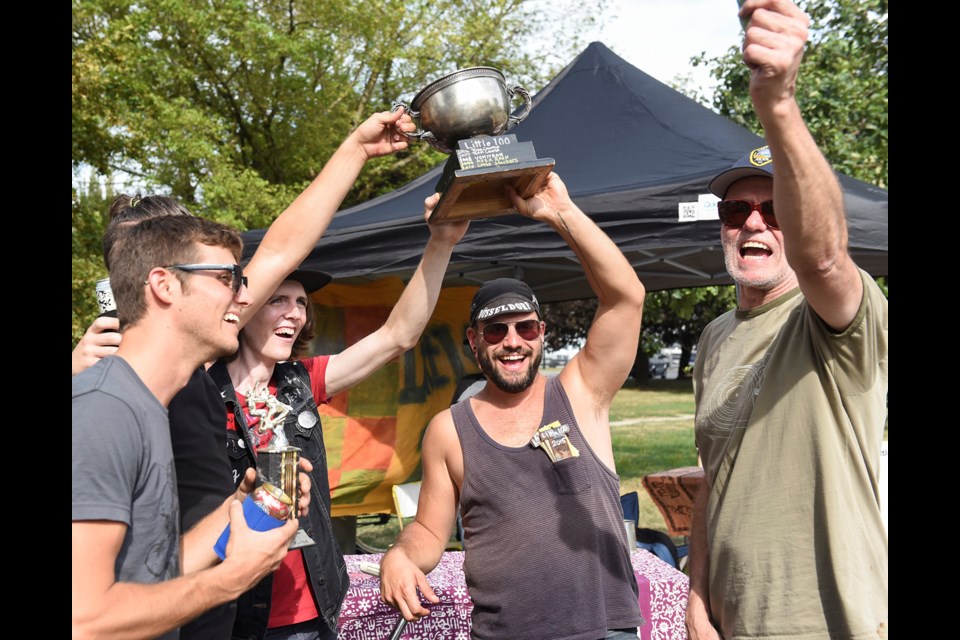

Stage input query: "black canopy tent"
[{"left": 241, "top": 42, "right": 888, "bottom": 302}]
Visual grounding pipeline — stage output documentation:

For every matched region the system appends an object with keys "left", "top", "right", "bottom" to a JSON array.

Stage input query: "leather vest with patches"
[{"left": 207, "top": 359, "right": 348, "bottom": 638}]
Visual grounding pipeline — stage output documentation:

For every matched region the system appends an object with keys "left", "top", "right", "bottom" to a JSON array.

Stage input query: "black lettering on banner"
[
  {"left": 399, "top": 332, "right": 451, "bottom": 404},
  {"left": 430, "top": 325, "right": 471, "bottom": 384}
]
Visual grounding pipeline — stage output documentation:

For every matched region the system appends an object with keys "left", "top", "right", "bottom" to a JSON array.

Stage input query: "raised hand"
[
  {"left": 506, "top": 172, "right": 574, "bottom": 223},
  {"left": 738, "top": 0, "right": 810, "bottom": 109},
  {"left": 422, "top": 192, "right": 469, "bottom": 244},
  {"left": 352, "top": 109, "right": 418, "bottom": 160}
]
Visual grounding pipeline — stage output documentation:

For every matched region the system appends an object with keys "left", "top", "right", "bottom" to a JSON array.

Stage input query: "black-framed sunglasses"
[
  {"left": 716, "top": 200, "right": 779, "bottom": 230},
  {"left": 164, "top": 263, "right": 248, "bottom": 294},
  {"left": 479, "top": 319, "right": 543, "bottom": 345}
]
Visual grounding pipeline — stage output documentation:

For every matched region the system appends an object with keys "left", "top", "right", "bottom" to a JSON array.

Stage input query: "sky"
[{"left": 571, "top": 0, "right": 744, "bottom": 99}]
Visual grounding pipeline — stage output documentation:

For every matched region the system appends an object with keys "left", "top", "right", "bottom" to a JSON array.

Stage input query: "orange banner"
[{"left": 310, "top": 279, "right": 480, "bottom": 516}]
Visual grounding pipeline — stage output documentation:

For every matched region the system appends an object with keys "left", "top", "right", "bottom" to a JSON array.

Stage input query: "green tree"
[
  {"left": 72, "top": 0, "right": 607, "bottom": 342},
  {"left": 638, "top": 287, "right": 738, "bottom": 378},
  {"left": 73, "top": 0, "right": 595, "bottom": 218},
  {"left": 72, "top": 178, "right": 115, "bottom": 345},
  {"left": 541, "top": 286, "right": 737, "bottom": 384},
  {"left": 688, "top": 0, "right": 888, "bottom": 188},
  {"left": 542, "top": 298, "right": 596, "bottom": 352}
]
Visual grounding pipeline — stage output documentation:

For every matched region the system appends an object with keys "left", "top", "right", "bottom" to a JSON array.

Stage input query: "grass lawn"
[{"left": 609, "top": 378, "right": 698, "bottom": 544}]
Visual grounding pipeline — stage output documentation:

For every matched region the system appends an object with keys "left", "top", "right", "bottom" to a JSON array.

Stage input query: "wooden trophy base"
[{"left": 428, "top": 135, "right": 555, "bottom": 224}]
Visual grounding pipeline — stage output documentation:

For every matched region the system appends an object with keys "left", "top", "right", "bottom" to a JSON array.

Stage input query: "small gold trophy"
[{"left": 246, "top": 382, "right": 315, "bottom": 549}]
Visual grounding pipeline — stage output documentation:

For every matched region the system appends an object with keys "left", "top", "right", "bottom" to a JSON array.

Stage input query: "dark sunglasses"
[
  {"left": 165, "top": 263, "right": 248, "bottom": 294},
  {"left": 716, "top": 200, "right": 779, "bottom": 230},
  {"left": 479, "top": 319, "right": 543, "bottom": 345}
]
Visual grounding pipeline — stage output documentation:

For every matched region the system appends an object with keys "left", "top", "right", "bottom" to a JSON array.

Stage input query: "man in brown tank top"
[{"left": 380, "top": 172, "right": 647, "bottom": 640}]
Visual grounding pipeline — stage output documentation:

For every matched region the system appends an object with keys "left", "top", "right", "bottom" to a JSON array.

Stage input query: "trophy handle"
[
  {"left": 507, "top": 85, "right": 532, "bottom": 124},
  {"left": 391, "top": 101, "right": 438, "bottom": 145}
]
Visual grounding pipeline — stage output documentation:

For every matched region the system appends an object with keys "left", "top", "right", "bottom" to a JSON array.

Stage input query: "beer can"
[
  {"left": 253, "top": 482, "right": 293, "bottom": 520},
  {"left": 95, "top": 277, "right": 118, "bottom": 318}
]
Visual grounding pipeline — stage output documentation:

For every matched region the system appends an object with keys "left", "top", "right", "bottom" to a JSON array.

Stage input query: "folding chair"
[
  {"left": 392, "top": 481, "right": 422, "bottom": 531},
  {"left": 620, "top": 491, "right": 640, "bottom": 529},
  {"left": 391, "top": 481, "right": 462, "bottom": 550},
  {"left": 620, "top": 491, "right": 682, "bottom": 570}
]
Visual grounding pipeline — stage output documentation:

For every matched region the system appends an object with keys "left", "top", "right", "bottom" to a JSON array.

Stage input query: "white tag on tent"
[
  {"left": 698, "top": 194, "right": 720, "bottom": 221},
  {"left": 678, "top": 202, "right": 699, "bottom": 221}
]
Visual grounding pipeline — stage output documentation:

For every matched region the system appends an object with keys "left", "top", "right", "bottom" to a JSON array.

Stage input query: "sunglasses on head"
[
  {"left": 716, "top": 200, "right": 779, "bottom": 230},
  {"left": 478, "top": 319, "right": 543, "bottom": 345},
  {"left": 164, "top": 263, "right": 248, "bottom": 295}
]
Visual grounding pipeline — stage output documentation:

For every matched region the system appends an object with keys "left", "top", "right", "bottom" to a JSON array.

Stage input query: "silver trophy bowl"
[{"left": 394, "top": 67, "right": 531, "bottom": 154}]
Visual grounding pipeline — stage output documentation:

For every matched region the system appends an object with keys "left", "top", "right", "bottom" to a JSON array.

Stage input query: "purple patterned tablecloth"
[
  {"left": 339, "top": 551, "right": 473, "bottom": 640},
  {"left": 631, "top": 547, "right": 689, "bottom": 640},
  {"left": 339, "top": 549, "right": 688, "bottom": 640}
]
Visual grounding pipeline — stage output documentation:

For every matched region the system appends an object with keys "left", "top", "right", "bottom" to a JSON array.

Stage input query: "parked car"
[
  {"left": 648, "top": 353, "right": 672, "bottom": 379},
  {"left": 543, "top": 353, "right": 567, "bottom": 368},
  {"left": 542, "top": 343, "right": 582, "bottom": 369}
]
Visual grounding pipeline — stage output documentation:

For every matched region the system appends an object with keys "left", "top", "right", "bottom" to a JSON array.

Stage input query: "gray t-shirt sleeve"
[{"left": 72, "top": 391, "right": 142, "bottom": 525}]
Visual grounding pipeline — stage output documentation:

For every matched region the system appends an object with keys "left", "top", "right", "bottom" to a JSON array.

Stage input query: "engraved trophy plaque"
[
  {"left": 247, "top": 382, "right": 316, "bottom": 549},
  {"left": 394, "top": 66, "right": 555, "bottom": 223}
]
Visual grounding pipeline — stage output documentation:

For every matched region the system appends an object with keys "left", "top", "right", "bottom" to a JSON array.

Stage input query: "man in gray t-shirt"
[
  {"left": 71, "top": 212, "right": 310, "bottom": 640},
  {"left": 73, "top": 357, "right": 180, "bottom": 591}
]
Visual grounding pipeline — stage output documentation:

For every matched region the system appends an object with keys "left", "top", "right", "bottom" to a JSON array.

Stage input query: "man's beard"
[
  {"left": 476, "top": 345, "right": 542, "bottom": 393},
  {"left": 722, "top": 237, "right": 793, "bottom": 291}
]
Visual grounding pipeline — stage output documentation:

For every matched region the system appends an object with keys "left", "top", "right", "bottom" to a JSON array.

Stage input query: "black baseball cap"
[
  {"left": 469, "top": 278, "right": 541, "bottom": 324},
  {"left": 284, "top": 268, "right": 332, "bottom": 294},
  {"left": 707, "top": 144, "right": 774, "bottom": 198},
  {"left": 241, "top": 259, "right": 332, "bottom": 294}
]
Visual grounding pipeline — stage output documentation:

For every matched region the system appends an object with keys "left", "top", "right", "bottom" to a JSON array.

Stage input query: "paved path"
[{"left": 610, "top": 414, "right": 695, "bottom": 427}]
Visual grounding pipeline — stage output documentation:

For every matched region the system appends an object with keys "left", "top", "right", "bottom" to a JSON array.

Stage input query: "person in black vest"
[
  {"left": 207, "top": 197, "right": 468, "bottom": 640},
  {"left": 379, "top": 172, "right": 647, "bottom": 640}
]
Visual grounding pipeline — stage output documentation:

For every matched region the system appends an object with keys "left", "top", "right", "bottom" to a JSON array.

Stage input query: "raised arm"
[
  {"left": 507, "top": 173, "right": 645, "bottom": 406},
  {"left": 740, "top": 0, "right": 862, "bottom": 330},
  {"left": 239, "top": 109, "right": 417, "bottom": 326},
  {"left": 72, "top": 111, "right": 416, "bottom": 377},
  {"left": 379, "top": 410, "right": 461, "bottom": 621},
  {"left": 323, "top": 193, "right": 469, "bottom": 397}
]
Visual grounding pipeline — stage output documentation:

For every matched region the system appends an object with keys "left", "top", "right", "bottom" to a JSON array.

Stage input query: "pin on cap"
[{"left": 707, "top": 145, "right": 774, "bottom": 199}]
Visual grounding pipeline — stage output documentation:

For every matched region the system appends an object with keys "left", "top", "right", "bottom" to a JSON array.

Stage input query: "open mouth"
[
  {"left": 497, "top": 352, "right": 528, "bottom": 371},
  {"left": 224, "top": 313, "right": 240, "bottom": 325},
  {"left": 274, "top": 327, "right": 296, "bottom": 339},
  {"left": 740, "top": 241, "right": 772, "bottom": 259}
]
